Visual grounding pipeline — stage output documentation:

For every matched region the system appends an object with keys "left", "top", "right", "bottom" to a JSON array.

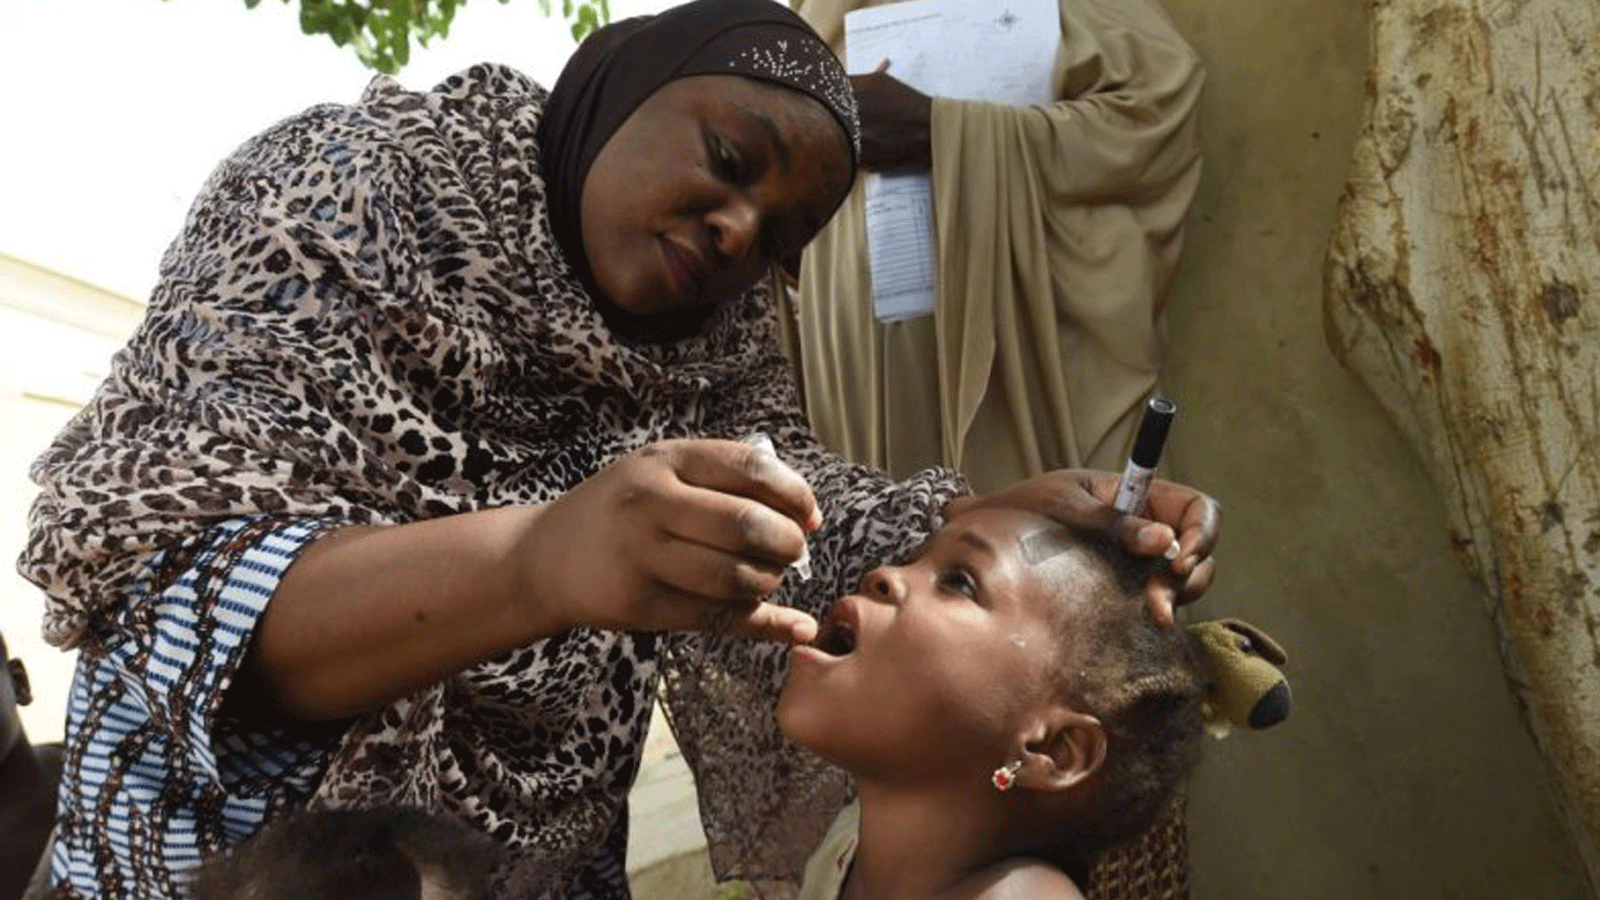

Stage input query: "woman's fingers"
[
  {"left": 646, "top": 532, "right": 788, "bottom": 602},
  {"left": 661, "top": 439, "right": 821, "bottom": 533},
  {"left": 728, "top": 601, "right": 819, "bottom": 645},
  {"left": 1067, "top": 470, "right": 1217, "bottom": 569},
  {"left": 656, "top": 481, "right": 809, "bottom": 568},
  {"left": 1125, "top": 519, "right": 1179, "bottom": 558},
  {"left": 968, "top": 469, "right": 1142, "bottom": 545},
  {"left": 1143, "top": 580, "right": 1179, "bottom": 629},
  {"left": 1144, "top": 478, "right": 1221, "bottom": 573},
  {"left": 960, "top": 468, "right": 1217, "bottom": 565},
  {"left": 641, "top": 581, "right": 817, "bottom": 645},
  {"left": 958, "top": 467, "right": 1223, "bottom": 621},
  {"left": 1175, "top": 555, "right": 1217, "bottom": 605},
  {"left": 1061, "top": 470, "right": 1181, "bottom": 554},
  {"left": 1110, "top": 478, "right": 1218, "bottom": 617},
  {"left": 1140, "top": 554, "right": 1215, "bottom": 628}
]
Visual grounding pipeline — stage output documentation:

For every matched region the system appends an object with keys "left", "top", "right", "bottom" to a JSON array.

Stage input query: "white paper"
[{"left": 844, "top": 0, "right": 1059, "bottom": 321}]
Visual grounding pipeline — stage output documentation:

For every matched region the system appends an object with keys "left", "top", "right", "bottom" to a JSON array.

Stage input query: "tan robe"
[{"left": 791, "top": 0, "right": 1203, "bottom": 493}]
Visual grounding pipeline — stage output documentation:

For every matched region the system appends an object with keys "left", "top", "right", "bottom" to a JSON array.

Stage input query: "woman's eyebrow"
[{"left": 735, "top": 103, "right": 794, "bottom": 170}]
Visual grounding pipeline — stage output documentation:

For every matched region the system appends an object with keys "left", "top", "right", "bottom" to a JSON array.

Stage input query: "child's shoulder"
[{"left": 946, "top": 857, "right": 1085, "bottom": 900}]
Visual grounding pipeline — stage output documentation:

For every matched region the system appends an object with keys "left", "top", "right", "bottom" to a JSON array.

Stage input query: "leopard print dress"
[{"left": 22, "top": 64, "right": 962, "bottom": 899}]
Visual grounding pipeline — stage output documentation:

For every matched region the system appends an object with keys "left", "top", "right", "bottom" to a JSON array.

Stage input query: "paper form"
[{"left": 844, "top": 0, "right": 1059, "bottom": 321}]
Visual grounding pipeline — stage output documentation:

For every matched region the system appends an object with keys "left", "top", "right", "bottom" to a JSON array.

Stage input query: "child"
[{"left": 778, "top": 503, "right": 1219, "bottom": 900}]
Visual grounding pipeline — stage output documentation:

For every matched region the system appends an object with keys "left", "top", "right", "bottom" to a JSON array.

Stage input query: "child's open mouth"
[{"left": 811, "top": 599, "right": 858, "bottom": 657}]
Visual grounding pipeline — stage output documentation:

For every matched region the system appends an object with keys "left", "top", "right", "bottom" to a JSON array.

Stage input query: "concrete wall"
[{"left": 1151, "top": 1, "right": 1590, "bottom": 896}]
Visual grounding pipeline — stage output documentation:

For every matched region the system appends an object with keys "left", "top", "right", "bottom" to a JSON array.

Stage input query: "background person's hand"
[
  {"left": 950, "top": 469, "right": 1221, "bottom": 627},
  {"left": 521, "top": 439, "right": 821, "bottom": 644},
  {"left": 849, "top": 60, "right": 934, "bottom": 171}
]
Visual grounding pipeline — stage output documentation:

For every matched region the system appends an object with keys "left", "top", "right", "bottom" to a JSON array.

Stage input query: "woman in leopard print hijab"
[{"left": 20, "top": 1, "right": 1219, "bottom": 898}]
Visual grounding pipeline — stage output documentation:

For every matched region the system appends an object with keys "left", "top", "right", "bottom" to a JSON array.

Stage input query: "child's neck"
[{"left": 841, "top": 780, "right": 1017, "bottom": 900}]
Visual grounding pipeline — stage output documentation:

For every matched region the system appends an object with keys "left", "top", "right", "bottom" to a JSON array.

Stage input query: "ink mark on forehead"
[{"left": 1020, "top": 527, "right": 1075, "bottom": 566}]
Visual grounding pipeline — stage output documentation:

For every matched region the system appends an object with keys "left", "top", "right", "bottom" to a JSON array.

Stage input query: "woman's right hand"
[
  {"left": 520, "top": 439, "right": 821, "bottom": 645},
  {"left": 240, "top": 438, "right": 819, "bottom": 722}
]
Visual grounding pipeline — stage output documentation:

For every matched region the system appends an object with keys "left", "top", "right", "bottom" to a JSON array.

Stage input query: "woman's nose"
[
  {"left": 859, "top": 567, "right": 904, "bottom": 605},
  {"left": 707, "top": 197, "right": 760, "bottom": 263}
]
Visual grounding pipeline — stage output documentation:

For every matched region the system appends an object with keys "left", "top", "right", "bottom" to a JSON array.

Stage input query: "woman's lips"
[{"left": 660, "top": 238, "right": 704, "bottom": 300}]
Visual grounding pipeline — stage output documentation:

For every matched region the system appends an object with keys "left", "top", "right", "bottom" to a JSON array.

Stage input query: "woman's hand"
[
  {"left": 951, "top": 469, "right": 1220, "bottom": 627},
  {"left": 240, "top": 440, "right": 817, "bottom": 722},
  {"left": 849, "top": 60, "right": 933, "bottom": 171},
  {"left": 521, "top": 439, "right": 821, "bottom": 645}
]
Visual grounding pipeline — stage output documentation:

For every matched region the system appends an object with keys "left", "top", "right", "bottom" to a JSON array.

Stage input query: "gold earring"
[{"left": 991, "top": 760, "right": 1022, "bottom": 791}]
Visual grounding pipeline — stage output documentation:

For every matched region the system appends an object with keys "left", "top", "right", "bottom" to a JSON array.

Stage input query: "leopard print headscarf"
[{"left": 22, "top": 61, "right": 960, "bottom": 899}]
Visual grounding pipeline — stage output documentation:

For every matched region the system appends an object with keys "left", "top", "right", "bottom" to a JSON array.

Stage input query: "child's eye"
[{"left": 937, "top": 567, "right": 979, "bottom": 600}]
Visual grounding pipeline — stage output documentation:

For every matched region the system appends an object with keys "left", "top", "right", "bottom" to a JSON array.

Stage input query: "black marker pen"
[{"left": 1113, "top": 396, "right": 1176, "bottom": 515}]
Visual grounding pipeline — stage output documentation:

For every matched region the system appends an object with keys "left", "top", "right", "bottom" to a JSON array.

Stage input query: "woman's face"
[
  {"left": 578, "top": 74, "right": 853, "bottom": 316},
  {"left": 778, "top": 508, "right": 1095, "bottom": 787}
]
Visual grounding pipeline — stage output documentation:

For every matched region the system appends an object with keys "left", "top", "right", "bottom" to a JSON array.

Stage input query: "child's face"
[{"left": 778, "top": 506, "right": 1094, "bottom": 785}]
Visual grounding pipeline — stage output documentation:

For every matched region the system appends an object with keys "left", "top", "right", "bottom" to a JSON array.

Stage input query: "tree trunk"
[
  {"left": 1324, "top": 0, "right": 1600, "bottom": 883},
  {"left": 1325, "top": 0, "right": 1600, "bottom": 890}
]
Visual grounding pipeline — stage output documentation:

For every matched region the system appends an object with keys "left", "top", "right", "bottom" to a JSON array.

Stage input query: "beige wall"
[
  {"left": 0, "top": 253, "right": 144, "bottom": 745},
  {"left": 1151, "top": 1, "right": 1590, "bottom": 896}
]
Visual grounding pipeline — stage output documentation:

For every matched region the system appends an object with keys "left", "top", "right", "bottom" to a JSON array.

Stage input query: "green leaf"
[
  {"left": 226, "top": 0, "right": 611, "bottom": 73},
  {"left": 387, "top": 14, "right": 410, "bottom": 58}
]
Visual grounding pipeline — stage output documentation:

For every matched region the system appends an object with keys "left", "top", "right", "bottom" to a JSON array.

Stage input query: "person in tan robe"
[{"left": 790, "top": 0, "right": 1203, "bottom": 494}]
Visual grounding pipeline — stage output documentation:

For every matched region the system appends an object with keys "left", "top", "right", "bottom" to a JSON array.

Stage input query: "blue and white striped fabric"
[{"left": 45, "top": 517, "right": 342, "bottom": 900}]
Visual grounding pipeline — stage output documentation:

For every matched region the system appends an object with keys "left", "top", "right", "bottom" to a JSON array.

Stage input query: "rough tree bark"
[{"left": 1325, "top": 0, "right": 1600, "bottom": 890}]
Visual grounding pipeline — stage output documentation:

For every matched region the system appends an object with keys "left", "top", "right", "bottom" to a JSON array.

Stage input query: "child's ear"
[{"left": 1015, "top": 707, "right": 1106, "bottom": 794}]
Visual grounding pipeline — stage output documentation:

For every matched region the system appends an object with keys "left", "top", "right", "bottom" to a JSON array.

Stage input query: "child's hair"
[
  {"left": 187, "top": 805, "right": 501, "bottom": 900},
  {"left": 1039, "top": 527, "right": 1208, "bottom": 865}
]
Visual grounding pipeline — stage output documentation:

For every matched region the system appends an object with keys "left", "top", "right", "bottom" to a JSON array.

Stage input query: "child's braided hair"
[{"left": 1044, "top": 528, "right": 1208, "bottom": 861}]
